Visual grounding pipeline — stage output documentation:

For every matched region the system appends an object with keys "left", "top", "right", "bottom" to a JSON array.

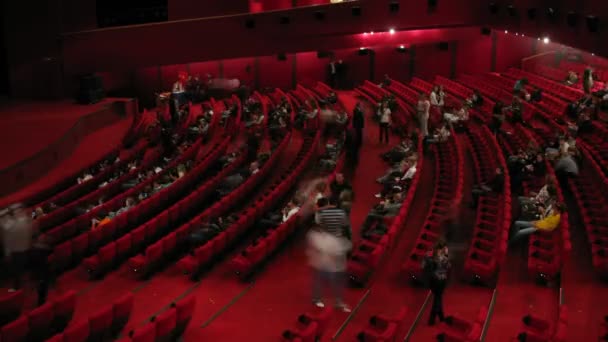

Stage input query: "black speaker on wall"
[
  {"left": 567, "top": 12, "right": 579, "bottom": 27},
  {"left": 277, "top": 53, "right": 287, "bottom": 61},
  {"left": 317, "top": 51, "right": 331, "bottom": 58},
  {"left": 389, "top": 2, "right": 399, "bottom": 13},
  {"left": 527, "top": 8, "right": 537, "bottom": 20},
  {"left": 438, "top": 42, "right": 449, "bottom": 51},
  {"left": 586, "top": 15, "right": 599, "bottom": 33},
  {"left": 78, "top": 74, "right": 104, "bottom": 104},
  {"left": 481, "top": 27, "right": 491, "bottom": 35}
]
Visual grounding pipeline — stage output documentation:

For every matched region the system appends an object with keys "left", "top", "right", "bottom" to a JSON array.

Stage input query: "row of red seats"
[
  {"left": 47, "top": 136, "right": 231, "bottom": 275},
  {"left": 229, "top": 139, "right": 342, "bottom": 278},
  {"left": 386, "top": 78, "right": 419, "bottom": 106},
  {"left": 569, "top": 146, "right": 608, "bottom": 277},
  {"left": 462, "top": 126, "right": 511, "bottom": 285},
  {"left": 480, "top": 73, "right": 568, "bottom": 119},
  {"left": 408, "top": 77, "right": 433, "bottom": 94},
  {"left": 578, "top": 121, "right": 608, "bottom": 175},
  {"left": 533, "top": 64, "right": 605, "bottom": 92},
  {"left": 356, "top": 307, "right": 408, "bottom": 341},
  {"left": 503, "top": 68, "right": 583, "bottom": 103},
  {"left": 282, "top": 307, "right": 334, "bottom": 342},
  {"left": 82, "top": 138, "right": 239, "bottom": 279},
  {"left": 433, "top": 76, "right": 494, "bottom": 123},
  {"left": 346, "top": 103, "right": 425, "bottom": 286},
  {"left": 559, "top": 60, "right": 608, "bottom": 83},
  {"left": 0, "top": 290, "right": 75, "bottom": 342},
  {"left": 436, "top": 305, "right": 489, "bottom": 342},
  {"left": 458, "top": 75, "right": 535, "bottom": 122},
  {"left": 167, "top": 132, "right": 296, "bottom": 278},
  {"left": 43, "top": 293, "right": 133, "bottom": 341},
  {"left": 516, "top": 305, "right": 567, "bottom": 342},
  {"left": 33, "top": 139, "right": 146, "bottom": 212},
  {"left": 115, "top": 295, "right": 196, "bottom": 342},
  {"left": 178, "top": 131, "right": 320, "bottom": 278},
  {"left": 290, "top": 87, "right": 321, "bottom": 131},
  {"left": 361, "top": 80, "right": 411, "bottom": 127},
  {"left": 516, "top": 127, "right": 572, "bottom": 283},
  {"left": 37, "top": 140, "right": 160, "bottom": 234},
  {"left": 0, "top": 290, "right": 23, "bottom": 327},
  {"left": 42, "top": 145, "right": 166, "bottom": 244},
  {"left": 401, "top": 128, "right": 464, "bottom": 282}
]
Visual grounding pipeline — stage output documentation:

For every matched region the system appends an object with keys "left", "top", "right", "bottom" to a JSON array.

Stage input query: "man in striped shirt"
[{"left": 307, "top": 198, "right": 352, "bottom": 312}]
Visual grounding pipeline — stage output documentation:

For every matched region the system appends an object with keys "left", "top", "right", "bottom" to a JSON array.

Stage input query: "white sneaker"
[
  {"left": 374, "top": 193, "right": 382, "bottom": 198},
  {"left": 337, "top": 304, "right": 351, "bottom": 313},
  {"left": 314, "top": 301, "right": 325, "bottom": 308}
]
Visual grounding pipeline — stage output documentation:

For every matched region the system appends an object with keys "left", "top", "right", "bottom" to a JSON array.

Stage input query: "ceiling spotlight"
[
  {"left": 363, "top": 32, "right": 368, "bottom": 36},
  {"left": 543, "top": 37, "right": 550, "bottom": 44},
  {"left": 592, "top": 53, "right": 595, "bottom": 56},
  {"left": 360, "top": 47, "right": 366, "bottom": 50},
  {"left": 537, "top": 37, "right": 541, "bottom": 40},
  {"left": 370, "top": 31, "right": 374, "bottom": 35},
  {"left": 389, "top": 28, "right": 396, "bottom": 35},
  {"left": 399, "top": 45, "right": 404, "bottom": 49},
  {"left": 504, "top": 30, "right": 508, "bottom": 33},
  {"left": 515, "top": 33, "right": 519, "bottom": 36}
]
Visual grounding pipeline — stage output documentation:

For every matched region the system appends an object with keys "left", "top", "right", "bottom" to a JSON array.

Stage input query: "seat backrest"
[
  {"left": 130, "top": 322, "right": 156, "bottom": 342},
  {"left": 89, "top": 305, "right": 114, "bottom": 334},
  {"left": 52, "top": 290, "right": 77, "bottom": 318},
  {"left": 63, "top": 320, "right": 90, "bottom": 342},
  {"left": 174, "top": 295, "right": 196, "bottom": 324},
  {"left": 27, "top": 302, "right": 54, "bottom": 331},
  {"left": 154, "top": 308, "right": 177, "bottom": 339},
  {"left": 113, "top": 293, "right": 135, "bottom": 320},
  {"left": 1, "top": 316, "right": 29, "bottom": 342},
  {"left": 99, "top": 242, "right": 117, "bottom": 263}
]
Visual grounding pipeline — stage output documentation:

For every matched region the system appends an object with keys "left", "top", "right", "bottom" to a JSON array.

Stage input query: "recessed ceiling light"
[
  {"left": 389, "top": 28, "right": 396, "bottom": 34},
  {"left": 543, "top": 37, "right": 550, "bottom": 44}
]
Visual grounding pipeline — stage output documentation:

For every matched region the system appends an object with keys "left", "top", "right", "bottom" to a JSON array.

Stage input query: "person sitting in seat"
[
  {"left": 465, "top": 90, "right": 484, "bottom": 108},
  {"left": 189, "top": 216, "right": 236, "bottom": 251},
  {"left": 375, "top": 155, "right": 418, "bottom": 197},
  {"left": 426, "top": 124, "right": 451, "bottom": 144},
  {"left": 565, "top": 71, "right": 579, "bottom": 86},
  {"left": 471, "top": 167, "right": 504, "bottom": 208},
  {"left": 91, "top": 211, "right": 111, "bottom": 230},
  {"left": 382, "top": 138, "right": 413, "bottom": 164},
  {"left": 510, "top": 203, "right": 565, "bottom": 243},
  {"left": 329, "top": 173, "right": 352, "bottom": 204},
  {"left": 258, "top": 200, "right": 301, "bottom": 231},
  {"left": 361, "top": 192, "right": 404, "bottom": 237},
  {"left": 217, "top": 161, "right": 260, "bottom": 196}
]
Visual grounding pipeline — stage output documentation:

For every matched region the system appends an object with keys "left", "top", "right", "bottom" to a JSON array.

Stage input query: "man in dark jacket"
[{"left": 352, "top": 102, "right": 365, "bottom": 149}]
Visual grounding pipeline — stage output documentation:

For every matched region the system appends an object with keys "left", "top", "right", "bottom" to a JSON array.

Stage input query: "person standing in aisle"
[
  {"left": 352, "top": 102, "right": 365, "bottom": 149},
  {"left": 378, "top": 103, "right": 391, "bottom": 144},
  {"left": 422, "top": 240, "right": 451, "bottom": 325}
]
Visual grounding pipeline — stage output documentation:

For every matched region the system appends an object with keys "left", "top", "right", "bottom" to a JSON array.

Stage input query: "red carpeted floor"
[{"left": 0, "top": 115, "right": 132, "bottom": 207}]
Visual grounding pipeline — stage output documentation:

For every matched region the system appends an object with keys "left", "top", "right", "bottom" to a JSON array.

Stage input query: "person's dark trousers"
[
  {"left": 428, "top": 277, "right": 447, "bottom": 324},
  {"left": 355, "top": 127, "right": 363, "bottom": 148},
  {"left": 555, "top": 170, "right": 575, "bottom": 191},
  {"left": 9, "top": 251, "right": 28, "bottom": 290},
  {"left": 379, "top": 123, "right": 390, "bottom": 144},
  {"left": 30, "top": 247, "right": 52, "bottom": 306}
]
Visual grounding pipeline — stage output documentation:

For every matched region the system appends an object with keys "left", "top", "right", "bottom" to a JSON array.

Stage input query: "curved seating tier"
[
  {"left": 81, "top": 137, "right": 237, "bottom": 279},
  {"left": 177, "top": 131, "right": 320, "bottom": 278},
  {"left": 461, "top": 125, "right": 511, "bottom": 285},
  {"left": 36, "top": 140, "right": 158, "bottom": 233},
  {"left": 436, "top": 305, "right": 490, "bottom": 342},
  {"left": 401, "top": 127, "right": 464, "bottom": 282},
  {"left": 502, "top": 68, "right": 583, "bottom": 102},
  {"left": 229, "top": 136, "right": 341, "bottom": 278},
  {"left": 48, "top": 135, "right": 232, "bottom": 275},
  {"left": 569, "top": 146, "right": 608, "bottom": 277},
  {"left": 130, "top": 132, "right": 295, "bottom": 280},
  {"left": 347, "top": 136, "right": 424, "bottom": 286},
  {"left": 0, "top": 291, "right": 76, "bottom": 342},
  {"left": 114, "top": 295, "right": 196, "bottom": 342},
  {"left": 0, "top": 290, "right": 24, "bottom": 327}
]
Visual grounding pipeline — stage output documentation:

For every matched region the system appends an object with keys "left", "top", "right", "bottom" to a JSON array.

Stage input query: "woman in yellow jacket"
[{"left": 510, "top": 203, "right": 565, "bottom": 243}]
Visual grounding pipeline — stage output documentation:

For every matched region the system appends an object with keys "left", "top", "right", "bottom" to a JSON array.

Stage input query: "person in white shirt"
[
  {"left": 282, "top": 201, "right": 300, "bottom": 222},
  {"left": 437, "top": 85, "right": 446, "bottom": 107},
  {"left": 401, "top": 161, "right": 417, "bottom": 181},
  {"left": 427, "top": 124, "right": 451, "bottom": 144},
  {"left": 378, "top": 103, "right": 391, "bottom": 144},
  {"left": 430, "top": 86, "right": 440, "bottom": 106},
  {"left": 417, "top": 93, "right": 431, "bottom": 137}
]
